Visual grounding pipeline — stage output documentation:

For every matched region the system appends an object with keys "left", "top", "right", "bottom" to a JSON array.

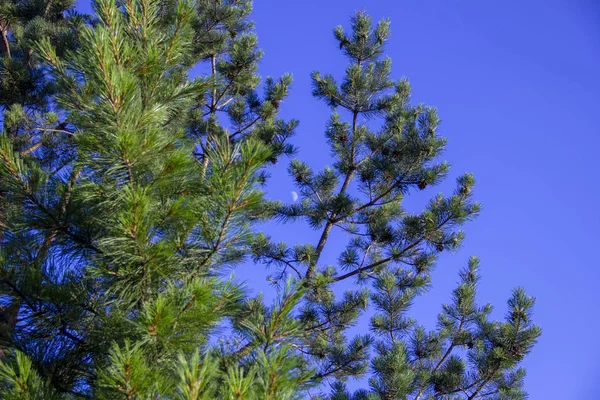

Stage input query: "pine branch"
[
  {"left": 230, "top": 115, "right": 261, "bottom": 139},
  {"left": 0, "top": 277, "right": 37, "bottom": 311},
  {"left": 351, "top": 180, "right": 418, "bottom": 214},
  {"left": 467, "top": 373, "right": 497, "bottom": 400},
  {"left": 413, "top": 317, "right": 466, "bottom": 400},
  {"left": 311, "top": 356, "right": 358, "bottom": 382},
  {"left": 259, "top": 253, "right": 303, "bottom": 279},
  {"left": 305, "top": 110, "right": 358, "bottom": 281},
  {"left": 19, "top": 126, "right": 74, "bottom": 156},
  {"left": 1, "top": 28, "right": 10, "bottom": 59},
  {"left": 306, "top": 222, "right": 334, "bottom": 280},
  {"left": 333, "top": 215, "right": 452, "bottom": 282},
  {"left": 59, "top": 326, "right": 85, "bottom": 345}
]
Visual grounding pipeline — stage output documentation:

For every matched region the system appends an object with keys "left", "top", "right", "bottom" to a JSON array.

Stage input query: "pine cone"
[
  {"left": 436, "top": 243, "right": 444, "bottom": 252},
  {"left": 418, "top": 181, "right": 427, "bottom": 190}
]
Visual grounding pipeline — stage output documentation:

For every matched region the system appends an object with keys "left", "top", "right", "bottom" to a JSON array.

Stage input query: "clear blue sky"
[{"left": 76, "top": 0, "right": 600, "bottom": 398}]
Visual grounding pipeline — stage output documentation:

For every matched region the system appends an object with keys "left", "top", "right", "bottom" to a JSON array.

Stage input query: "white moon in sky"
[{"left": 291, "top": 191, "right": 299, "bottom": 202}]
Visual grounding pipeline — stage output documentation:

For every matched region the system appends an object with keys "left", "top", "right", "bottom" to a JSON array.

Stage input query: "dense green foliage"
[{"left": 0, "top": 0, "right": 540, "bottom": 399}]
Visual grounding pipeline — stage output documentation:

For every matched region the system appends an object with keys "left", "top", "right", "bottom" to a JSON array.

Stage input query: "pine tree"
[
  {"left": 0, "top": 0, "right": 303, "bottom": 397},
  {"left": 0, "top": 2, "right": 540, "bottom": 399},
  {"left": 252, "top": 11, "right": 541, "bottom": 399}
]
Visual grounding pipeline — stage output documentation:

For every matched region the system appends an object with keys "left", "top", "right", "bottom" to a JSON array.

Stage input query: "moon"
[{"left": 291, "top": 191, "right": 299, "bottom": 202}]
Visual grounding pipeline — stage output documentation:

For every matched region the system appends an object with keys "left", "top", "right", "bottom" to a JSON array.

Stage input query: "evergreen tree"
[
  {"left": 0, "top": 2, "right": 540, "bottom": 399},
  {"left": 252, "top": 12, "right": 541, "bottom": 399},
  {"left": 0, "top": 0, "right": 303, "bottom": 397}
]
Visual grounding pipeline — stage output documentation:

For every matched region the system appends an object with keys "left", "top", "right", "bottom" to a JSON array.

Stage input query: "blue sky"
[{"left": 76, "top": 0, "right": 600, "bottom": 398}]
